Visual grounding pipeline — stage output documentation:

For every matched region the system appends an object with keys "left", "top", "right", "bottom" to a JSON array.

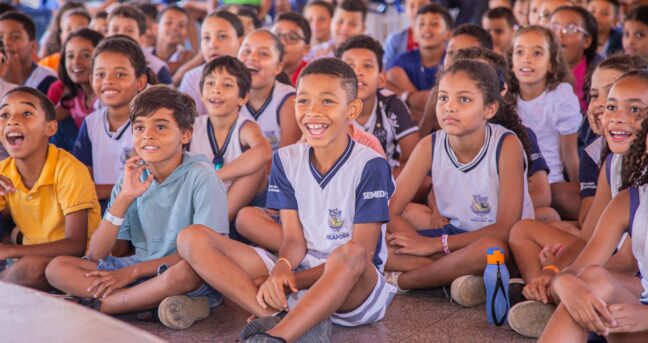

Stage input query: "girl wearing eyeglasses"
[{"left": 549, "top": 6, "right": 603, "bottom": 113}]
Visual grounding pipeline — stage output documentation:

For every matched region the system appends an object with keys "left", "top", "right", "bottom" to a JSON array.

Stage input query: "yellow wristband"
[
  {"left": 276, "top": 257, "right": 293, "bottom": 271},
  {"left": 543, "top": 264, "right": 560, "bottom": 274}
]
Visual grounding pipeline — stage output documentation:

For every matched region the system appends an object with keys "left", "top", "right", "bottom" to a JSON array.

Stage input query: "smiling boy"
[{"left": 177, "top": 58, "right": 396, "bottom": 342}]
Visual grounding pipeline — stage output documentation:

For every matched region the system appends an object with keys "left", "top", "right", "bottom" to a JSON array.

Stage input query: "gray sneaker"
[
  {"left": 244, "top": 332, "right": 287, "bottom": 343},
  {"left": 158, "top": 295, "right": 210, "bottom": 330},
  {"left": 241, "top": 312, "right": 333, "bottom": 343},
  {"left": 450, "top": 275, "right": 486, "bottom": 307},
  {"left": 508, "top": 300, "right": 556, "bottom": 338}
]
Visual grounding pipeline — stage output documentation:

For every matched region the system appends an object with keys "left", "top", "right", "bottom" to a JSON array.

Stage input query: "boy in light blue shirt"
[{"left": 45, "top": 85, "right": 228, "bottom": 329}]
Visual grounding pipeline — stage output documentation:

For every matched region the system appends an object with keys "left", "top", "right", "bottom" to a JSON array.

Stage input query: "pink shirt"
[
  {"left": 350, "top": 123, "right": 386, "bottom": 157},
  {"left": 571, "top": 56, "right": 588, "bottom": 112},
  {"left": 66, "top": 89, "right": 96, "bottom": 128}
]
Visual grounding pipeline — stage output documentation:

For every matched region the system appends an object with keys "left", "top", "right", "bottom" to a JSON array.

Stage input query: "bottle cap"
[{"left": 487, "top": 247, "right": 505, "bottom": 264}]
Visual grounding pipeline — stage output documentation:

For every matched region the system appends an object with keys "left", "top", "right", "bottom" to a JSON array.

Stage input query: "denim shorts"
[
  {"left": 417, "top": 223, "right": 467, "bottom": 238},
  {"left": 95, "top": 255, "right": 223, "bottom": 308}
]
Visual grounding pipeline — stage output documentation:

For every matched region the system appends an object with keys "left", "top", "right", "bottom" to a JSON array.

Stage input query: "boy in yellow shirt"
[{"left": 0, "top": 86, "right": 100, "bottom": 290}]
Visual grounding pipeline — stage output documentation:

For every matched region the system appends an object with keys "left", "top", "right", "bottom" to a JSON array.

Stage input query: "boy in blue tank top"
[{"left": 177, "top": 58, "right": 397, "bottom": 342}]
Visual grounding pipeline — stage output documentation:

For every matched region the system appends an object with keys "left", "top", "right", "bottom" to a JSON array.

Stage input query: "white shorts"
[{"left": 253, "top": 247, "right": 396, "bottom": 327}]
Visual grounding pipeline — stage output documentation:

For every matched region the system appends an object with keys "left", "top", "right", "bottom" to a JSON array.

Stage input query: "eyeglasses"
[
  {"left": 549, "top": 23, "right": 589, "bottom": 36},
  {"left": 274, "top": 32, "right": 307, "bottom": 45}
]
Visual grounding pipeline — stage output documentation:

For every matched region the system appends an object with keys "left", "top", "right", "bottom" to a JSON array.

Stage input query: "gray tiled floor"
[{"left": 126, "top": 289, "right": 536, "bottom": 343}]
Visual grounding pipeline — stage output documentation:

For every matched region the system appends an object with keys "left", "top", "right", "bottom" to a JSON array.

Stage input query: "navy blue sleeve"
[
  {"left": 579, "top": 153, "right": 600, "bottom": 198},
  {"left": 266, "top": 152, "right": 298, "bottom": 210},
  {"left": 526, "top": 127, "right": 550, "bottom": 175},
  {"left": 385, "top": 95, "right": 419, "bottom": 139},
  {"left": 605, "top": 153, "right": 613, "bottom": 185},
  {"left": 37, "top": 75, "right": 58, "bottom": 95},
  {"left": 156, "top": 66, "right": 173, "bottom": 85},
  {"left": 354, "top": 157, "right": 394, "bottom": 224},
  {"left": 72, "top": 121, "right": 93, "bottom": 167}
]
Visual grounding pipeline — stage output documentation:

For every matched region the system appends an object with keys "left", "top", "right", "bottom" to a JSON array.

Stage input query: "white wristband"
[{"left": 104, "top": 210, "right": 124, "bottom": 226}]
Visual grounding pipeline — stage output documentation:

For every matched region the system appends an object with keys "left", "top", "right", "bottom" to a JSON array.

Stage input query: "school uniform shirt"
[
  {"left": 0, "top": 79, "right": 17, "bottom": 98},
  {"left": 305, "top": 38, "right": 335, "bottom": 62},
  {"left": 25, "top": 63, "right": 58, "bottom": 95},
  {"left": 110, "top": 152, "right": 229, "bottom": 261},
  {"left": 73, "top": 107, "right": 134, "bottom": 185},
  {"left": 266, "top": 138, "right": 394, "bottom": 271},
  {"left": 387, "top": 49, "right": 442, "bottom": 91},
  {"left": 358, "top": 89, "right": 419, "bottom": 169},
  {"left": 145, "top": 46, "right": 184, "bottom": 63},
  {"left": 0, "top": 144, "right": 101, "bottom": 245},
  {"left": 605, "top": 153, "right": 623, "bottom": 197},
  {"left": 383, "top": 28, "right": 413, "bottom": 68},
  {"left": 189, "top": 115, "right": 251, "bottom": 190},
  {"left": 627, "top": 184, "right": 648, "bottom": 303},
  {"left": 526, "top": 127, "right": 549, "bottom": 176},
  {"left": 240, "top": 80, "right": 296, "bottom": 152},
  {"left": 432, "top": 123, "right": 535, "bottom": 232},
  {"left": 516, "top": 83, "right": 582, "bottom": 184},
  {"left": 178, "top": 64, "right": 207, "bottom": 116},
  {"left": 143, "top": 49, "right": 173, "bottom": 85},
  {"left": 580, "top": 136, "right": 603, "bottom": 198}
]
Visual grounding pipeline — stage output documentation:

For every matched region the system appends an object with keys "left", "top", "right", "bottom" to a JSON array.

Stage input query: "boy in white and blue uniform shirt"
[
  {"left": 45, "top": 86, "right": 228, "bottom": 330},
  {"left": 176, "top": 58, "right": 397, "bottom": 342}
]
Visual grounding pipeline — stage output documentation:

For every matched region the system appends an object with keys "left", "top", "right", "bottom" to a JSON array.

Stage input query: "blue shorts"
[
  {"left": 418, "top": 224, "right": 467, "bottom": 238},
  {"left": 95, "top": 255, "right": 223, "bottom": 308}
]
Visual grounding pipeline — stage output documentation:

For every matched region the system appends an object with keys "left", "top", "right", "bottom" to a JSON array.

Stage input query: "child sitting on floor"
[{"left": 0, "top": 86, "right": 100, "bottom": 290}]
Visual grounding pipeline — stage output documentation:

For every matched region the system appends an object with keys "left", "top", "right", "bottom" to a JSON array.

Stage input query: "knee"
[
  {"left": 177, "top": 224, "right": 213, "bottom": 259},
  {"left": 329, "top": 241, "right": 367, "bottom": 275},
  {"left": 44, "top": 256, "right": 73, "bottom": 285},
  {"left": 509, "top": 219, "right": 534, "bottom": 244},
  {"left": 578, "top": 265, "right": 614, "bottom": 299},
  {"left": 234, "top": 207, "right": 258, "bottom": 235},
  {"left": 8, "top": 256, "right": 48, "bottom": 285},
  {"left": 162, "top": 261, "right": 202, "bottom": 293}
]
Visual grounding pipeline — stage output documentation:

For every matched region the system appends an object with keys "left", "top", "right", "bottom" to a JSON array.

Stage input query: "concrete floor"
[{"left": 126, "top": 289, "right": 536, "bottom": 343}]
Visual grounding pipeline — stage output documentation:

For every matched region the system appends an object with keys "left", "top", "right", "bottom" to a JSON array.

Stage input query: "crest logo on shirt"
[
  {"left": 265, "top": 131, "right": 279, "bottom": 151},
  {"left": 328, "top": 208, "right": 344, "bottom": 232},
  {"left": 327, "top": 208, "right": 349, "bottom": 240},
  {"left": 471, "top": 195, "right": 491, "bottom": 216},
  {"left": 119, "top": 147, "right": 135, "bottom": 168}
]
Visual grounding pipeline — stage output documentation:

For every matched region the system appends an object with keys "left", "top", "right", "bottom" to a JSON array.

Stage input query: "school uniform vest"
[{"left": 431, "top": 123, "right": 534, "bottom": 231}]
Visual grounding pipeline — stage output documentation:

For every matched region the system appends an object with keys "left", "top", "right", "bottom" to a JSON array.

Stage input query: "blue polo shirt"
[{"left": 388, "top": 49, "right": 442, "bottom": 91}]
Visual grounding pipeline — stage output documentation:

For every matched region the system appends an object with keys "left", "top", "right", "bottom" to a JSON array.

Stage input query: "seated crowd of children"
[{"left": 3, "top": 0, "right": 648, "bottom": 342}]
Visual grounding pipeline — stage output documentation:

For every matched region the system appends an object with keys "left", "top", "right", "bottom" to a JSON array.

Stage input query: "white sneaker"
[
  {"left": 508, "top": 300, "right": 556, "bottom": 338},
  {"left": 158, "top": 295, "right": 210, "bottom": 330},
  {"left": 450, "top": 275, "right": 486, "bottom": 307}
]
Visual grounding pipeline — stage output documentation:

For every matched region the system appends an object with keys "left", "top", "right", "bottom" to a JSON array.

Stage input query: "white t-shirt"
[
  {"left": 517, "top": 83, "right": 581, "bottom": 183},
  {"left": 178, "top": 64, "right": 207, "bottom": 116}
]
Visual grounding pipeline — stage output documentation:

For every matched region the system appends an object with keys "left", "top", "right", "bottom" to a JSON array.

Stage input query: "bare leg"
[
  {"left": 534, "top": 206, "right": 562, "bottom": 223},
  {"left": 226, "top": 170, "right": 266, "bottom": 222},
  {"left": 397, "top": 237, "right": 508, "bottom": 289},
  {"left": 267, "top": 241, "right": 379, "bottom": 343},
  {"left": 384, "top": 245, "right": 436, "bottom": 272},
  {"left": 45, "top": 256, "right": 104, "bottom": 297},
  {"left": 540, "top": 266, "right": 644, "bottom": 343},
  {"left": 235, "top": 207, "right": 282, "bottom": 251},
  {"left": 550, "top": 182, "right": 580, "bottom": 221},
  {"left": 509, "top": 219, "right": 578, "bottom": 284},
  {"left": 99, "top": 261, "right": 206, "bottom": 314},
  {"left": 0, "top": 255, "right": 54, "bottom": 290},
  {"left": 177, "top": 224, "right": 275, "bottom": 317},
  {"left": 402, "top": 203, "right": 433, "bottom": 230}
]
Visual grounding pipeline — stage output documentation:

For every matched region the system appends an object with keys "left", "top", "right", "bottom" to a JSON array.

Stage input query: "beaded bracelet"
[{"left": 441, "top": 234, "right": 451, "bottom": 255}]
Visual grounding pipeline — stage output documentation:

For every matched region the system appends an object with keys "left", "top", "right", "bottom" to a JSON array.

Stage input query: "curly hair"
[
  {"left": 622, "top": 113, "right": 648, "bottom": 188},
  {"left": 507, "top": 25, "right": 573, "bottom": 99},
  {"left": 436, "top": 59, "right": 532, "bottom": 170}
]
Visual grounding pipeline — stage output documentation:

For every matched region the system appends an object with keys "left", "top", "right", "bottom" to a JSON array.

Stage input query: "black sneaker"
[
  {"left": 63, "top": 296, "right": 102, "bottom": 311},
  {"left": 244, "top": 332, "right": 287, "bottom": 343}
]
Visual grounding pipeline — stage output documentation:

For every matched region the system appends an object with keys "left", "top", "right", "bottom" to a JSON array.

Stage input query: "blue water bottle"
[{"left": 484, "top": 248, "right": 510, "bottom": 326}]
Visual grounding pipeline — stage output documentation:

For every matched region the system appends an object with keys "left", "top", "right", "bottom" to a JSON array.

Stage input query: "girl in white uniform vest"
[
  {"left": 540, "top": 118, "right": 648, "bottom": 342},
  {"left": 506, "top": 70, "right": 648, "bottom": 332},
  {"left": 237, "top": 30, "right": 301, "bottom": 152},
  {"left": 384, "top": 60, "right": 534, "bottom": 301}
]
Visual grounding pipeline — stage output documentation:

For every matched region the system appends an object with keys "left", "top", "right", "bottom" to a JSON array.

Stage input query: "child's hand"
[
  {"left": 523, "top": 269, "right": 556, "bottom": 304},
  {"left": 387, "top": 232, "right": 437, "bottom": 256},
  {"left": 553, "top": 273, "right": 616, "bottom": 336},
  {"left": 0, "top": 175, "right": 16, "bottom": 195},
  {"left": 606, "top": 303, "right": 648, "bottom": 334},
  {"left": 85, "top": 267, "right": 138, "bottom": 299},
  {"left": 539, "top": 243, "right": 564, "bottom": 267},
  {"left": 118, "top": 157, "right": 154, "bottom": 201},
  {"left": 256, "top": 262, "right": 297, "bottom": 311}
]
